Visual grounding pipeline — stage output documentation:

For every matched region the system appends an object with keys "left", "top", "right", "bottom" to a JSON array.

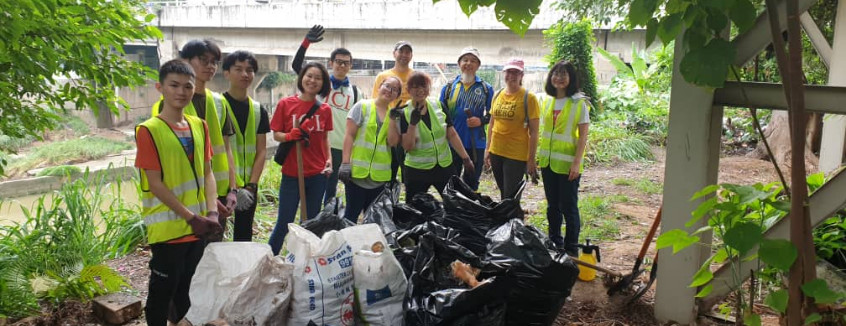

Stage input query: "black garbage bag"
[
  {"left": 405, "top": 233, "right": 507, "bottom": 326},
  {"left": 440, "top": 176, "right": 526, "bottom": 255},
  {"left": 363, "top": 185, "right": 400, "bottom": 235},
  {"left": 409, "top": 193, "right": 445, "bottom": 223},
  {"left": 392, "top": 221, "right": 462, "bottom": 278},
  {"left": 301, "top": 197, "right": 353, "bottom": 238},
  {"left": 484, "top": 219, "right": 579, "bottom": 326},
  {"left": 393, "top": 203, "right": 428, "bottom": 230}
]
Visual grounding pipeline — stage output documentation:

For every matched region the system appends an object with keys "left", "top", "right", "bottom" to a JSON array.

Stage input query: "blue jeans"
[
  {"left": 323, "top": 148, "right": 343, "bottom": 205},
  {"left": 451, "top": 147, "right": 485, "bottom": 191},
  {"left": 342, "top": 181, "right": 385, "bottom": 223},
  {"left": 542, "top": 167, "right": 581, "bottom": 253},
  {"left": 268, "top": 174, "right": 327, "bottom": 255}
]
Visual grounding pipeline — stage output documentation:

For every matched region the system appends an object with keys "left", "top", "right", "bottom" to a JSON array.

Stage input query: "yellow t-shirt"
[
  {"left": 489, "top": 88, "right": 540, "bottom": 161},
  {"left": 372, "top": 68, "right": 414, "bottom": 108}
]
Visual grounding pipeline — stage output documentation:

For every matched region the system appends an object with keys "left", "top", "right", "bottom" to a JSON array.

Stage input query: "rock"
[{"left": 92, "top": 293, "right": 142, "bottom": 325}]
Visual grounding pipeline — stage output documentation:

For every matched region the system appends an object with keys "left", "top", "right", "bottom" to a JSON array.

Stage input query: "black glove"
[
  {"left": 187, "top": 213, "right": 222, "bottom": 237},
  {"left": 462, "top": 157, "right": 476, "bottom": 178},
  {"left": 338, "top": 163, "right": 352, "bottom": 183},
  {"left": 389, "top": 107, "right": 403, "bottom": 120},
  {"left": 305, "top": 25, "right": 324, "bottom": 43},
  {"left": 409, "top": 107, "right": 422, "bottom": 125}
]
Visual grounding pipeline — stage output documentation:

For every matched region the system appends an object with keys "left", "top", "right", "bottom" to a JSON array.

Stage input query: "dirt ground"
[{"left": 9, "top": 149, "right": 785, "bottom": 325}]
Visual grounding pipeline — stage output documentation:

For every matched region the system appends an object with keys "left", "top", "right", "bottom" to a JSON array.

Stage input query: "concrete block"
[{"left": 92, "top": 293, "right": 142, "bottom": 325}]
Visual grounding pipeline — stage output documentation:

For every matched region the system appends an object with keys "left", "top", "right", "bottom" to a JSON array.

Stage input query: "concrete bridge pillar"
[{"left": 819, "top": 0, "right": 846, "bottom": 174}]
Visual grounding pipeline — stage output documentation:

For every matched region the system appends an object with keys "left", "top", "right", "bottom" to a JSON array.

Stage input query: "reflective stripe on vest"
[
  {"left": 537, "top": 97, "right": 586, "bottom": 174},
  {"left": 226, "top": 97, "right": 260, "bottom": 187},
  {"left": 152, "top": 89, "right": 231, "bottom": 196},
  {"left": 137, "top": 115, "right": 207, "bottom": 244},
  {"left": 404, "top": 99, "right": 453, "bottom": 169},
  {"left": 350, "top": 101, "right": 393, "bottom": 182}
]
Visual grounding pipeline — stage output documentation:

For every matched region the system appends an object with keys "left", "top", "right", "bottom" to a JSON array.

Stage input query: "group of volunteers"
[{"left": 134, "top": 25, "right": 591, "bottom": 325}]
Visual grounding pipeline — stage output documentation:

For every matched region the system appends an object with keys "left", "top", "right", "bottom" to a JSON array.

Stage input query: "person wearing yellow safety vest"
[
  {"left": 397, "top": 72, "right": 475, "bottom": 203},
  {"left": 337, "top": 76, "right": 403, "bottom": 222},
  {"left": 538, "top": 61, "right": 591, "bottom": 256},
  {"left": 222, "top": 51, "right": 270, "bottom": 242},
  {"left": 152, "top": 39, "right": 239, "bottom": 228},
  {"left": 135, "top": 60, "right": 222, "bottom": 326}
]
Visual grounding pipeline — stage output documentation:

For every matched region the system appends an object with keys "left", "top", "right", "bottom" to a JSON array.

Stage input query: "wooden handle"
[
  {"left": 294, "top": 120, "right": 307, "bottom": 221},
  {"left": 637, "top": 206, "right": 663, "bottom": 260},
  {"left": 571, "top": 257, "right": 623, "bottom": 277}
]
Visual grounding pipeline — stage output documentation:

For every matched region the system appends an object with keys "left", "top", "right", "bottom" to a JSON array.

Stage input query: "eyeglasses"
[
  {"left": 552, "top": 72, "right": 569, "bottom": 79},
  {"left": 381, "top": 84, "right": 399, "bottom": 94},
  {"left": 333, "top": 59, "right": 351, "bottom": 67},
  {"left": 196, "top": 56, "right": 219, "bottom": 67}
]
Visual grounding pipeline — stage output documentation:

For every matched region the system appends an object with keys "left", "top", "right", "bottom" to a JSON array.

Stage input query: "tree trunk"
[{"left": 751, "top": 111, "right": 819, "bottom": 178}]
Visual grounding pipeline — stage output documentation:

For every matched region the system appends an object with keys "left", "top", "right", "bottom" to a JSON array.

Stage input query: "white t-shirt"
[{"left": 320, "top": 85, "right": 360, "bottom": 150}]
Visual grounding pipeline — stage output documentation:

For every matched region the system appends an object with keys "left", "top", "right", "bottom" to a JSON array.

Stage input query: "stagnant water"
[{"left": 0, "top": 182, "right": 140, "bottom": 226}]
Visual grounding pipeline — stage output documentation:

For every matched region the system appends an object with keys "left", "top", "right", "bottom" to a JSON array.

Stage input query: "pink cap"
[{"left": 502, "top": 58, "right": 524, "bottom": 72}]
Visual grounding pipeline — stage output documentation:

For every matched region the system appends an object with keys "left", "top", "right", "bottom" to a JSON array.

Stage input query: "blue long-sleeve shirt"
[{"left": 438, "top": 75, "right": 494, "bottom": 149}]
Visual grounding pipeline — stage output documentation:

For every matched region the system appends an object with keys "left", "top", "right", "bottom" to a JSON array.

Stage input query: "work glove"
[
  {"left": 216, "top": 199, "right": 232, "bottom": 218},
  {"left": 409, "top": 106, "right": 422, "bottom": 125},
  {"left": 187, "top": 213, "right": 222, "bottom": 237},
  {"left": 389, "top": 107, "right": 404, "bottom": 120},
  {"left": 462, "top": 157, "right": 476, "bottom": 178},
  {"left": 285, "top": 127, "right": 309, "bottom": 142},
  {"left": 225, "top": 189, "right": 237, "bottom": 212},
  {"left": 206, "top": 211, "right": 225, "bottom": 242},
  {"left": 338, "top": 163, "right": 352, "bottom": 183},
  {"left": 305, "top": 25, "right": 324, "bottom": 43}
]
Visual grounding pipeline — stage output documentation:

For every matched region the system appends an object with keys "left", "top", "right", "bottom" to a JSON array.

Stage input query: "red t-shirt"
[
  {"left": 135, "top": 118, "right": 212, "bottom": 244},
  {"left": 270, "top": 95, "right": 333, "bottom": 177}
]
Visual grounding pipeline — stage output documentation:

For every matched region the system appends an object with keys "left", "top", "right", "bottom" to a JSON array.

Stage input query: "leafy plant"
[
  {"left": 544, "top": 19, "right": 600, "bottom": 112},
  {"left": 36, "top": 165, "right": 82, "bottom": 177},
  {"left": 657, "top": 173, "right": 846, "bottom": 323},
  {"left": 0, "top": 172, "right": 143, "bottom": 318},
  {"left": 0, "top": 0, "right": 162, "bottom": 175},
  {"left": 587, "top": 123, "right": 654, "bottom": 164}
]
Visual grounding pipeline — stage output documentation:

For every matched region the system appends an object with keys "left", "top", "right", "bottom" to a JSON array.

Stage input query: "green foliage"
[
  {"left": 657, "top": 173, "right": 846, "bottom": 322},
  {"left": 544, "top": 19, "right": 599, "bottom": 111},
  {"left": 0, "top": 173, "right": 143, "bottom": 318},
  {"left": 0, "top": 134, "right": 35, "bottom": 153},
  {"left": 622, "top": 0, "right": 759, "bottom": 87},
  {"left": 439, "top": 0, "right": 543, "bottom": 36},
  {"left": 587, "top": 123, "right": 655, "bottom": 164},
  {"left": 36, "top": 165, "right": 82, "bottom": 177},
  {"left": 553, "top": 0, "right": 625, "bottom": 26},
  {"left": 579, "top": 195, "right": 623, "bottom": 241},
  {"left": 6, "top": 137, "right": 132, "bottom": 177},
  {"left": 598, "top": 42, "right": 673, "bottom": 144},
  {"left": 259, "top": 71, "right": 297, "bottom": 91},
  {"left": 0, "top": 0, "right": 162, "bottom": 175}
]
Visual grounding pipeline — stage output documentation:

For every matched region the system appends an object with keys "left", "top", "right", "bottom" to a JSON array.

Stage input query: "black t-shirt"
[
  {"left": 191, "top": 93, "right": 236, "bottom": 136},
  {"left": 399, "top": 103, "right": 454, "bottom": 134},
  {"left": 223, "top": 93, "right": 271, "bottom": 134}
]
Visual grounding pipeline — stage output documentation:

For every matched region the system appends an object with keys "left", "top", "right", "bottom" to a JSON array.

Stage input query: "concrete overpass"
[{"left": 150, "top": 0, "right": 647, "bottom": 80}]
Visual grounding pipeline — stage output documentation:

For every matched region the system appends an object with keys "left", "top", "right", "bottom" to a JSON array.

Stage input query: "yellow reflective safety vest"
[
  {"left": 226, "top": 97, "right": 260, "bottom": 188},
  {"left": 537, "top": 97, "right": 588, "bottom": 174},
  {"left": 137, "top": 115, "right": 207, "bottom": 244},
  {"left": 350, "top": 100, "right": 392, "bottom": 182},
  {"left": 404, "top": 99, "right": 453, "bottom": 169},
  {"left": 153, "top": 89, "right": 231, "bottom": 196}
]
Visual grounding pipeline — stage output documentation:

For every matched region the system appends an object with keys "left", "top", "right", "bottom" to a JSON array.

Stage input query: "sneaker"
[{"left": 550, "top": 236, "right": 565, "bottom": 250}]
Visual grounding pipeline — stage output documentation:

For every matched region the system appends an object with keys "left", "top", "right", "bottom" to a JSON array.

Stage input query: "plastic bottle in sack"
[{"left": 577, "top": 239, "right": 600, "bottom": 282}]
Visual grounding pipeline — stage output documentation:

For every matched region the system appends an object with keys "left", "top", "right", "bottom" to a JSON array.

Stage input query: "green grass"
[
  {"left": 0, "top": 134, "right": 35, "bottom": 153},
  {"left": 587, "top": 123, "right": 655, "bottom": 164},
  {"left": 6, "top": 137, "right": 132, "bottom": 177},
  {"left": 634, "top": 178, "right": 663, "bottom": 194},
  {"left": 0, "top": 173, "right": 142, "bottom": 318},
  {"left": 36, "top": 165, "right": 82, "bottom": 177},
  {"left": 579, "top": 195, "right": 623, "bottom": 242},
  {"left": 64, "top": 115, "right": 90, "bottom": 136},
  {"left": 612, "top": 178, "right": 634, "bottom": 186}
]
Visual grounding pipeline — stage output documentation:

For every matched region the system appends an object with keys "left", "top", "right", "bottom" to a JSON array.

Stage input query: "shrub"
[
  {"left": 544, "top": 19, "right": 599, "bottom": 113},
  {"left": 0, "top": 173, "right": 142, "bottom": 318},
  {"left": 587, "top": 123, "right": 654, "bottom": 164},
  {"left": 6, "top": 137, "right": 132, "bottom": 177}
]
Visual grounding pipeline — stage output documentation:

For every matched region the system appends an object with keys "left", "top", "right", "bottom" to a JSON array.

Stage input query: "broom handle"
[{"left": 637, "top": 206, "right": 663, "bottom": 260}]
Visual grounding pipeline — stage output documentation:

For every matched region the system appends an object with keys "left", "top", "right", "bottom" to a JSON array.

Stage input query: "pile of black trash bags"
[{"left": 303, "top": 176, "right": 579, "bottom": 326}]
